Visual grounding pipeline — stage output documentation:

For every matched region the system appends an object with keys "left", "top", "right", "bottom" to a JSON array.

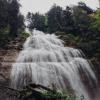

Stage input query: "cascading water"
[{"left": 10, "top": 30, "right": 97, "bottom": 100}]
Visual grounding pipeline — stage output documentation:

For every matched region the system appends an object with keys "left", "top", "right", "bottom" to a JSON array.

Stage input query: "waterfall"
[{"left": 10, "top": 30, "right": 97, "bottom": 100}]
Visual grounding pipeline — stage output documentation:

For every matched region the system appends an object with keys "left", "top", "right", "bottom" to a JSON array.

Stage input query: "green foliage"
[
  {"left": 46, "top": 4, "right": 63, "bottom": 33},
  {"left": 72, "top": 2, "right": 93, "bottom": 37},
  {"left": 47, "top": 5, "right": 74, "bottom": 33},
  {"left": 19, "top": 88, "right": 75, "bottom": 100},
  {"left": 0, "top": 0, "right": 25, "bottom": 38},
  {"left": 8, "top": 0, "right": 25, "bottom": 36},
  {"left": 90, "top": 8, "right": 100, "bottom": 31},
  {"left": 18, "top": 32, "right": 29, "bottom": 40},
  {"left": 42, "top": 90, "right": 75, "bottom": 100},
  {"left": 0, "top": 27, "right": 10, "bottom": 47},
  {"left": 26, "top": 2, "right": 94, "bottom": 36},
  {"left": 0, "top": 0, "right": 9, "bottom": 28},
  {"left": 0, "top": 0, "right": 25, "bottom": 47},
  {"left": 17, "top": 84, "right": 86, "bottom": 100},
  {"left": 27, "top": 12, "right": 46, "bottom": 32}
]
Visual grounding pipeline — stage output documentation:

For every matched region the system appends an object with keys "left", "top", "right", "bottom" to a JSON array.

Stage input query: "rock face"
[
  {"left": 0, "top": 50, "right": 19, "bottom": 80},
  {"left": 0, "top": 39, "right": 22, "bottom": 100}
]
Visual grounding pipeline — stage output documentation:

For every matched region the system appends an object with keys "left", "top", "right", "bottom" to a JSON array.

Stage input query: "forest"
[{"left": 0, "top": 0, "right": 100, "bottom": 100}]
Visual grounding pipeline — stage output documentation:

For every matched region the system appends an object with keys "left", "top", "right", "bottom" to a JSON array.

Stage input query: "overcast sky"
[{"left": 20, "top": 0, "right": 99, "bottom": 15}]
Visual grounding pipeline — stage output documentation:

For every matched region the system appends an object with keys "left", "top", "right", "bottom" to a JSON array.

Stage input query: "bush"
[
  {"left": 18, "top": 84, "right": 77, "bottom": 100},
  {"left": 18, "top": 32, "right": 29, "bottom": 41},
  {"left": 42, "top": 90, "right": 75, "bottom": 100},
  {"left": 0, "top": 27, "right": 10, "bottom": 48}
]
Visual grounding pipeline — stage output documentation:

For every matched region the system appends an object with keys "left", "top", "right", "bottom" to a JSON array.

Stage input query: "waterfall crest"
[{"left": 10, "top": 30, "right": 97, "bottom": 100}]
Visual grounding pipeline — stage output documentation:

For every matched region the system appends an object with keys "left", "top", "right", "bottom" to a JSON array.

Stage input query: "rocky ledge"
[{"left": 0, "top": 39, "right": 23, "bottom": 100}]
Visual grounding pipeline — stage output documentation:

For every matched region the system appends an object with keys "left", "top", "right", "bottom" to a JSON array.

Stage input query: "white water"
[{"left": 10, "top": 30, "right": 97, "bottom": 100}]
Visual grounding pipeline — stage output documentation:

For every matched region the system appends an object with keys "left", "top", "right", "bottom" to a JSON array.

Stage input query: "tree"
[
  {"left": 47, "top": 4, "right": 63, "bottom": 33},
  {"left": 0, "top": 0, "right": 9, "bottom": 29},
  {"left": 60, "top": 6, "right": 74, "bottom": 33},
  {"left": 90, "top": 8, "right": 100, "bottom": 32},
  {"left": 8, "top": 0, "right": 25, "bottom": 37},
  {"left": 47, "top": 5, "right": 74, "bottom": 33},
  {"left": 27, "top": 12, "right": 46, "bottom": 32},
  {"left": 72, "top": 2, "right": 93, "bottom": 37}
]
